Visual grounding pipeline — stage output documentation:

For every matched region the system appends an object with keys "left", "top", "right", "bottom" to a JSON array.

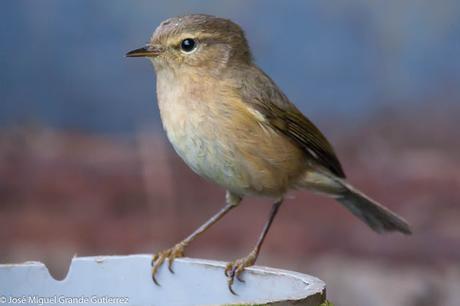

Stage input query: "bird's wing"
[{"left": 236, "top": 66, "right": 346, "bottom": 178}]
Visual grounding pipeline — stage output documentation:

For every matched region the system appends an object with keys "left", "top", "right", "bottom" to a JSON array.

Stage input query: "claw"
[
  {"left": 150, "top": 242, "right": 186, "bottom": 285},
  {"left": 152, "top": 272, "right": 160, "bottom": 286},
  {"left": 225, "top": 263, "right": 238, "bottom": 294},
  {"left": 167, "top": 258, "right": 175, "bottom": 274},
  {"left": 151, "top": 254, "right": 165, "bottom": 286},
  {"left": 227, "top": 276, "right": 237, "bottom": 295},
  {"left": 224, "top": 252, "right": 257, "bottom": 294}
]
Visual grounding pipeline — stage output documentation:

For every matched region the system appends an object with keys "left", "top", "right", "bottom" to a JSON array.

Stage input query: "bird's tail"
[
  {"left": 336, "top": 180, "right": 411, "bottom": 234},
  {"left": 299, "top": 171, "right": 412, "bottom": 234}
]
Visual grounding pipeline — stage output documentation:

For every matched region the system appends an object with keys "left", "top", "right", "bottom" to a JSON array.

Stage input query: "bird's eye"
[{"left": 180, "top": 38, "right": 196, "bottom": 53}]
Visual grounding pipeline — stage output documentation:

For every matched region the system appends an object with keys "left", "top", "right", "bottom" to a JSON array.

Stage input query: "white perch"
[{"left": 0, "top": 255, "right": 326, "bottom": 306}]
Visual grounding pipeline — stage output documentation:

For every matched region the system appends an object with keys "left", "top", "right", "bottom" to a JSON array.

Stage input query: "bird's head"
[{"left": 127, "top": 14, "right": 252, "bottom": 74}]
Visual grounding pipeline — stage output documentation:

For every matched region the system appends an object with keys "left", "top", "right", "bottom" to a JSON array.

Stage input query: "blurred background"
[{"left": 1, "top": 1, "right": 460, "bottom": 305}]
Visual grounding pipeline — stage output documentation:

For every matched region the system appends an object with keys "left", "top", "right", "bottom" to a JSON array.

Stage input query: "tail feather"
[{"left": 337, "top": 181, "right": 412, "bottom": 235}]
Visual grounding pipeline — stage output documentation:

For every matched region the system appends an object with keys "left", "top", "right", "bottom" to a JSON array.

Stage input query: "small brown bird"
[{"left": 127, "top": 14, "right": 411, "bottom": 293}]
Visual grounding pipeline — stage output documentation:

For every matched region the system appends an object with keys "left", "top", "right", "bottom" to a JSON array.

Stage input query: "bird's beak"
[{"left": 126, "top": 45, "right": 162, "bottom": 58}]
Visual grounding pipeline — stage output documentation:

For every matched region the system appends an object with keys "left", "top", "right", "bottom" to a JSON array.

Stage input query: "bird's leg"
[
  {"left": 225, "top": 198, "right": 283, "bottom": 294},
  {"left": 151, "top": 191, "right": 241, "bottom": 285}
]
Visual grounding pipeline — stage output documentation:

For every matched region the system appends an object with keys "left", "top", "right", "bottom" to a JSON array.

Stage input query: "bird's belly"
[
  {"left": 161, "top": 108, "right": 306, "bottom": 197},
  {"left": 167, "top": 128, "right": 245, "bottom": 192},
  {"left": 158, "top": 101, "right": 244, "bottom": 194}
]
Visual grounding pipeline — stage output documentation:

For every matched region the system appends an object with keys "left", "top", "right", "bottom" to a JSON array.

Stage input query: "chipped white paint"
[{"left": 0, "top": 255, "right": 326, "bottom": 306}]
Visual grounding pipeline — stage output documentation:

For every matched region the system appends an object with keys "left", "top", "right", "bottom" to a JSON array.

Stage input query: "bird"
[{"left": 127, "top": 14, "right": 411, "bottom": 294}]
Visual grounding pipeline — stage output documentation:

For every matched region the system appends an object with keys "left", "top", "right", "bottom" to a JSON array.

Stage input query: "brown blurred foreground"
[{"left": 1, "top": 109, "right": 459, "bottom": 306}]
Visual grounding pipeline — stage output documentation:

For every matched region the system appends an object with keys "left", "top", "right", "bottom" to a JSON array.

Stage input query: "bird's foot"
[
  {"left": 151, "top": 241, "right": 187, "bottom": 285},
  {"left": 224, "top": 250, "right": 257, "bottom": 295}
]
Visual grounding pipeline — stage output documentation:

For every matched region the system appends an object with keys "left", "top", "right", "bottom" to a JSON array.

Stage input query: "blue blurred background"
[
  {"left": 2, "top": 0, "right": 459, "bottom": 133},
  {"left": 1, "top": 2, "right": 460, "bottom": 305}
]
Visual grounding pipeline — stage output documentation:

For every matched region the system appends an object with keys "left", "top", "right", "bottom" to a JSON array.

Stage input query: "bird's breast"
[
  {"left": 156, "top": 72, "right": 244, "bottom": 192},
  {"left": 155, "top": 71, "right": 306, "bottom": 197}
]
